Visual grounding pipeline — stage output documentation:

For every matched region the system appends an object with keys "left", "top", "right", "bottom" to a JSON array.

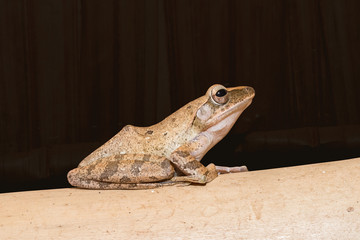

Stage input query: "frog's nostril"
[{"left": 244, "top": 87, "right": 255, "bottom": 96}]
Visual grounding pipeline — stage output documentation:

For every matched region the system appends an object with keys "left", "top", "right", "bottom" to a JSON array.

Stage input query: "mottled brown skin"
[{"left": 67, "top": 84, "right": 255, "bottom": 189}]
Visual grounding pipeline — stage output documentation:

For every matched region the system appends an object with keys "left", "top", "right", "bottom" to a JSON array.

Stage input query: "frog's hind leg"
[
  {"left": 169, "top": 163, "right": 219, "bottom": 184},
  {"left": 68, "top": 179, "right": 185, "bottom": 190},
  {"left": 67, "top": 154, "right": 176, "bottom": 190}
]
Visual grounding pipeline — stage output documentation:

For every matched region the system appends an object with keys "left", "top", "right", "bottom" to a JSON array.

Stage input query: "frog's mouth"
[{"left": 207, "top": 97, "right": 253, "bottom": 132}]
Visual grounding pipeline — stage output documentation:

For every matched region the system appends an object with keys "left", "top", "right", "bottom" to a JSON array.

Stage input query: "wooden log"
[{"left": 1, "top": 158, "right": 359, "bottom": 239}]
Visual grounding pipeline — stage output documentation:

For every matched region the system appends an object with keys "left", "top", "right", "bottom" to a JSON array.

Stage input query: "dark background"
[{"left": 1, "top": 0, "right": 359, "bottom": 193}]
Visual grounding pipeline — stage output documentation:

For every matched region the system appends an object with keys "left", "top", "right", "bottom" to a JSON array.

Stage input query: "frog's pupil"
[{"left": 216, "top": 89, "right": 227, "bottom": 97}]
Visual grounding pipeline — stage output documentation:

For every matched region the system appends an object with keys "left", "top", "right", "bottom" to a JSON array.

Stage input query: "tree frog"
[{"left": 68, "top": 84, "right": 255, "bottom": 189}]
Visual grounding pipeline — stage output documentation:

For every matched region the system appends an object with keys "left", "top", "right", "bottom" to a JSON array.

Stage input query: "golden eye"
[{"left": 211, "top": 85, "right": 229, "bottom": 105}]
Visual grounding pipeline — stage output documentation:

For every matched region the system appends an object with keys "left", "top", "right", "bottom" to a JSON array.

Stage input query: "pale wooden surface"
[{"left": 1, "top": 158, "right": 360, "bottom": 240}]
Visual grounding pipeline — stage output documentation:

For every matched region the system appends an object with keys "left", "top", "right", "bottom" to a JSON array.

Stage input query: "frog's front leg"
[
  {"left": 67, "top": 154, "right": 176, "bottom": 190},
  {"left": 169, "top": 134, "right": 248, "bottom": 184},
  {"left": 169, "top": 145, "right": 218, "bottom": 184}
]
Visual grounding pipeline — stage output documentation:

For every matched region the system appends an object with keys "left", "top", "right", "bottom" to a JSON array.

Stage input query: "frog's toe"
[
  {"left": 215, "top": 165, "right": 248, "bottom": 173},
  {"left": 170, "top": 175, "right": 207, "bottom": 184},
  {"left": 198, "top": 175, "right": 207, "bottom": 184}
]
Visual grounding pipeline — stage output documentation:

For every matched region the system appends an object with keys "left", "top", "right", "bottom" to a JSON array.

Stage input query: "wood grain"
[{"left": 1, "top": 158, "right": 359, "bottom": 239}]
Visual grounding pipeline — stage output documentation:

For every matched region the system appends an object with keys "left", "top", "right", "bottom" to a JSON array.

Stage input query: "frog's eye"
[{"left": 211, "top": 86, "right": 229, "bottom": 105}]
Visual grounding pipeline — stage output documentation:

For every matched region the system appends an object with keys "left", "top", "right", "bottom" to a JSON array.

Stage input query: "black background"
[{"left": 1, "top": 0, "right": 360, "bottom": 193}]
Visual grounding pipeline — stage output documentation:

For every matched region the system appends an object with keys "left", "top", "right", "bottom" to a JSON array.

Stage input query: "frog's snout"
[{"left": 243, "top": 86, "right": 255, "bottom": 98}]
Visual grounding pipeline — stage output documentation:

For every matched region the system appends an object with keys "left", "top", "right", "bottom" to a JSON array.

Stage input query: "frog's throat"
[
  {"left": 190, "top": 111, "right": 241, "bottom": 161},
  {"left": 190, "top": 100, "right": 251, "bottom": 161}
]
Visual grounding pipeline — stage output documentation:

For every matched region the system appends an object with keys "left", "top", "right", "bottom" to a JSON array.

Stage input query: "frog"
[{"left": 67, "top": 84, "right": 255, "bottom": 190}]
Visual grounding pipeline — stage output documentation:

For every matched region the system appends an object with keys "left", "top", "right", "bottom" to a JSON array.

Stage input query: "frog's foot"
[
  {"left": 170, "top": 175, "right": 207, "bottom": 184},
  {"left": 95, "top": 181, "right": 180, "bottom": 190},
  {"left": 215, "top": 165, "right": 248, "bottom": 174},
  {"left": 206, "top": 163, "right": 219, "bottom": 182},
  {"left": 68, "top": 173, "right": 182, "bottom": 190},
  {"left": 170, "top": 163, "right": 218, "bottom": 184}
]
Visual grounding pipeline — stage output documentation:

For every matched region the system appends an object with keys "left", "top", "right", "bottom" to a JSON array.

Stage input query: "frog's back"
[
  {"left": 78, "top": 97, "right": 206, "bottom": 168},
  {"left": 78, "top": 125, "right": 145, "bottom": 167},
  {"left": 78, "top": 124, "right": 193, "bottom": 167}
]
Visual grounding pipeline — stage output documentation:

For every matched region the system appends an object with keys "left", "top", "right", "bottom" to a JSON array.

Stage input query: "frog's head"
[{"left": 194, "top": 84, "right": 255, "bottom": 144}]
